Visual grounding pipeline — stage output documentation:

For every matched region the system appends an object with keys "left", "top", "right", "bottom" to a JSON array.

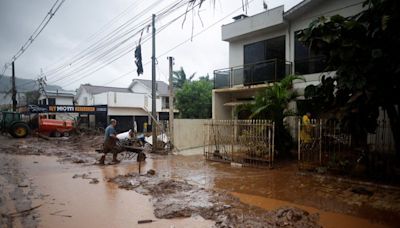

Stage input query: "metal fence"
[
  {"left": 204, "top": 119, "right": 275, "bottom": 168},
  {"left": 297, "top": 118, "right": 395, "bottom": 169},
  {"left": 297, "top": 119, "right": 352, "bottom": 169}
]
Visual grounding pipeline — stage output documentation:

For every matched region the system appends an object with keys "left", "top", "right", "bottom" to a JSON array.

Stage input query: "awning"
[{"left": 224, "top": 100, "right": 254, "bottom": 106}]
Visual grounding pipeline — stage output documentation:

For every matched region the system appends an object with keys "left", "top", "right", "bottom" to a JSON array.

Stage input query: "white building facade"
[
  {"left": 75, "top": 79, "right": 172, "bottom": 132},
  {"left": 213, "top": 0, "right": 364, "bottom": 120}
]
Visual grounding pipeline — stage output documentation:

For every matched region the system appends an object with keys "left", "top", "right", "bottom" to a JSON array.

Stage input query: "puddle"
[
  {"left": 97, "top": 154, "right": 400, "bottom": 227},
  {"left": 232, "top": 192, "right": 389, "bottom": 228},
  {"left": 15, "top": 155, "right": 214, "bottom": 228},
  {"left": 2, "top": 150, "right": 399, "bottom": 227}
]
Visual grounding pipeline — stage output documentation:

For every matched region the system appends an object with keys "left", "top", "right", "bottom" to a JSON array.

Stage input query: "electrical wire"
[
  {"left": 51, "top": 0, "right": 193, "bottom": 87},
  {"left": 98, "top": 0, "right": 255, "bottom": 86},
  {"left": 10, "top": 0, "right": 65, "bottom": 62}
]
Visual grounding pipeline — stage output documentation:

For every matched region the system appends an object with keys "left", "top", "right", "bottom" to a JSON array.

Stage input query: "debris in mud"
[
  {"left": 109, "top": 173, "right": 321, "bottom": 228},
  {"left": 72, "top": 173, "right": 99, "bottom": 184},
  {"left": 89, "top": 178, "right": 99, "bottom": 184},
  {"left": 147, "top": 169, "right": 156, "bottom": 175}
]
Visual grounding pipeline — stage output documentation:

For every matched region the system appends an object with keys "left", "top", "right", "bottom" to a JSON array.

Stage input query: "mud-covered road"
[{"left": 0, "top": 134, "right": 399, "bottom": 227}]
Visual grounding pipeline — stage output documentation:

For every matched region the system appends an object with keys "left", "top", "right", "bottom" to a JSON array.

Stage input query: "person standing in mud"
[
  {"left": 99, "top": 119, "right": 120, "bottom": 165},
  {"left": 300, "top": 112, "right": 312, "bottom": 143}
]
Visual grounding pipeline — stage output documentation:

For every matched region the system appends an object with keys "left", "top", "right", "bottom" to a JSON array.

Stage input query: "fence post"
[
  {"left": 298, "top": 118, "right": 301, "bottom": 161},
  {"left": 272, "top": 121, "right": 275, "bottom": 168},
  {"left": 319, "top": 119, "right": 322, "bottom": 164}
]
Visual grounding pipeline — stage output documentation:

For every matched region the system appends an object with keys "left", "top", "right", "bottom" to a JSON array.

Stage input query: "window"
[
  {"left": 48, "top": 98, "right": 56, "bottom": 105},
  {"left": 294, "top": 30, "right": 329, "bottom": 74},
  {"left": 243, "top": 36, "right": 286, "bottom": 85}
]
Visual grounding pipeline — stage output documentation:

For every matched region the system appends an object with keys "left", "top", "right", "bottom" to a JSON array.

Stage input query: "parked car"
[{"left": 28, "top": 105, "right": 48, "bottom": 113}]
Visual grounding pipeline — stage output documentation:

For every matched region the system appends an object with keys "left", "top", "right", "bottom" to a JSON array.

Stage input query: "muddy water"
[
  {"left": 16, "top": 155, "right": 213, "bottom": 228},
  {"left": 105, "top": 154, "right": 398, "bottom": 227},
  {"left": 233, "top": 192, "right": 387, "bottom": 228},
  {"left": 7, "top": 151, "right": 399, "bottom": 228}
]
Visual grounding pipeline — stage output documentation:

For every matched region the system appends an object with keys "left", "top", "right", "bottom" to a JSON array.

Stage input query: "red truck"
[{"left": 38, "top": 118, "right": 75, "bottom": 137}]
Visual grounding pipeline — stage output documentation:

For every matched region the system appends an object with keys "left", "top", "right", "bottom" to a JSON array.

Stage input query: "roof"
[
  {"left": 284, "top": 0, "right": 326, "bottom": 19},
  {"left": 44, "top": 90, "right": 76, "bottom": 97},
  {"left": 132, "top": 79, "right": 169, "bottom": 96},
  {"left": 80, "top": 84, "right": 130, "bottom": 95}
]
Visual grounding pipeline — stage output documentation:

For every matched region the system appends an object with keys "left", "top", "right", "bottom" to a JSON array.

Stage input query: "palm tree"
[
  {"left": 172, "top": 67, "right": 195, "bottom": 89},
  {"left": 246, "top": 75, "right": 304, "bottom": 156}
]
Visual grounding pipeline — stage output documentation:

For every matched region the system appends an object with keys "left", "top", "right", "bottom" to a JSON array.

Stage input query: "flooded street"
[{"left": 0, "top": 135, "right": 399, "bottom": 227}]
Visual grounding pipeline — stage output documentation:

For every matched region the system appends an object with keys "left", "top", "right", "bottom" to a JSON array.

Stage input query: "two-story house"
[
  {"left": 213, "top": 0, "right": 364, "bottom": 120},
  {"left": 75, "top": 79, "right": 173, "bottom": 132},
  {"left": 38, "top": 89, "right": 76, "bottom": 120}
]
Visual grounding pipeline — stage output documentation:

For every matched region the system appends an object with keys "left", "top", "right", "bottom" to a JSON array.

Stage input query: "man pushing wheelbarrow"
[
  {"left": 99, "top": 119, "right": 122, "bottom": 165},
  {"left": 97, "top": 119, "right": 146, "bottom": 165}
]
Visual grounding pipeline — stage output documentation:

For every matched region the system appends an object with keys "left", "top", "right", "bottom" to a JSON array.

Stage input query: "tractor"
[{"left": 0, "top": 111, "right": 31, "bottom": 138}]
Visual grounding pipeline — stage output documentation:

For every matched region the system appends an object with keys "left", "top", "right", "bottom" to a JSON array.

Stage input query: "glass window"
[
  {"left": 48, "top": 98, "right": 56, "bottom": 105},
  {"left": 244, "top": 41, "right": 265, "bottom": 65},
  {"left": 294, "top": 30, "right": 329, "bottom": 74}
]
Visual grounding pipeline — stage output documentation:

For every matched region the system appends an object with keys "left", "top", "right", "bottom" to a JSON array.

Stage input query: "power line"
[
  {"left": 10, "top": 0, "right": 65, "bottom": 63},
  {"left": 51, "top": 0, "right": 193, "bottom": 88},
  {"left": 58, "top": 1, "right": 201, "bottom": 88},
  {"left": 43, "top": 0, "right": 185, "bottom": 82},
  {"left": 98, "top": 0, "right": 255, "bottom": 86},
  {"left": 16, "top": 0, "right": 172, "bottom": 89}
]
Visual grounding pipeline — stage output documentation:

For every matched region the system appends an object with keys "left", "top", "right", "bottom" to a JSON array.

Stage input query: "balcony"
[{"left": 214, "top": 59, "right": 292, "bottom": 89}]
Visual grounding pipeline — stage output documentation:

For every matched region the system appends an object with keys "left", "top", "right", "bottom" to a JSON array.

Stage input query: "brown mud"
[
  {"left": 109, "top": 172, "right": 320, "bottom": 227},
  {"left": 1, "top": 135, "right": 399, "bottom": 227}
]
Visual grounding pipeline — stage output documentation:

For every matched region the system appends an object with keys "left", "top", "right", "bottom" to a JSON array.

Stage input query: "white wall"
[
  {"left": 222, "top": 6, "right": 284, "bottom": 42},
  {"left": 55, "top": 97, "right": 74, "bottom": 105},
  {"left": 92, "top": 92, "right": 108, "bottom": 105},
  {"left": 108, "top": 107, "right": 148, "bottom": 116},
  {"left": 75, "top": 87, "right": 94, "bottom": 105},
  {"left": 173, "top": 119, "right": 208, "bottom": 150}
]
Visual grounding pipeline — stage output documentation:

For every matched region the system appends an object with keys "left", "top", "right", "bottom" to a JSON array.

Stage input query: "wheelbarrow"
[{"left": 95, "top": 144, "right": 146, "bottom": 162}]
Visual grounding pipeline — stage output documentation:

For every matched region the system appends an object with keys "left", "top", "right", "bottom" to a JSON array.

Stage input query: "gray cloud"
[{"left": 0, "top": 0, "right": 301, "bottom": 90}]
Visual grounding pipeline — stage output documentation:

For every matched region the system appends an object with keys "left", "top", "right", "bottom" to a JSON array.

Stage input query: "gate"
[
  {"left": 204, "top": 119, "right": 275, "bottom": 168},
  {"left": 297, "top": 119, "right": 352, "bottom": 169}
]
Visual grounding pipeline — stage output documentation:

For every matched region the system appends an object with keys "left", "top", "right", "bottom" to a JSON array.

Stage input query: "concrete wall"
[
  {"left": 222, "top": 6, "right": 284, "bottom": 42},
  {"left": 55, "top": 97, "right": 74, "bottom": 105},
  {"left": 173, "top": 119, "right": 209, "bottom": 150},
  {"left": 212, "top": 91, "right": 232, "bottom": 120},
  {"left": 108, "top": 107, "right": 148, "bottom": 116},
  {"left": 75, "top": 87, "right": 93, "bottom": 105}
]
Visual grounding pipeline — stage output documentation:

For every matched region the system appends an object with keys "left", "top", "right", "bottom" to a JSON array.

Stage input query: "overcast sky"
[{"left": 0, "top": 0, "right": 301, "bottom": 90}]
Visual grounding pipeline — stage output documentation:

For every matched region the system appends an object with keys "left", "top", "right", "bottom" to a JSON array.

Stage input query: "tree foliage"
[
  {"left": 239, "top": 75, "right": 303, "bottom": 155},
  {"left": 172, "top": 67, "right": 195, "bottom": 89},
  {"left": 298, "top": 0, "right": 400, "bottom": 155},
  {"left": 175, "top": 77, "right": 212, "bottom": 119}
]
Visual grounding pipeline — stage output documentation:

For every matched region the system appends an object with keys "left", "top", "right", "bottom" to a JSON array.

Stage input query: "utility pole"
[
  {"left": 151, "top": 14, "right": 157, "bottom": 151},
  {"left": 11, "top": 61, "right": 17, "bottom": 111},
  {"left": 167, "top": 56, "right": 174, "bottom": 148}
]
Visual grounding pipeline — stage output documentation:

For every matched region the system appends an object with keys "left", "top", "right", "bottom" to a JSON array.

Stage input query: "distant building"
[
  {"left": 0, "top": 75, "right": 61, "bottom": 110},
  {"left": 38, "top": 89, "right": 77, "bottom": 120},
  {"left": 75, "top": 79, "right": 175, "bottom": 132}
]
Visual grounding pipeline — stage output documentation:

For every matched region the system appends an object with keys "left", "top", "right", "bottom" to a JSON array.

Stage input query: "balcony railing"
[{"left": 214, "top": 59, "right": 292, "bottom": 89}]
